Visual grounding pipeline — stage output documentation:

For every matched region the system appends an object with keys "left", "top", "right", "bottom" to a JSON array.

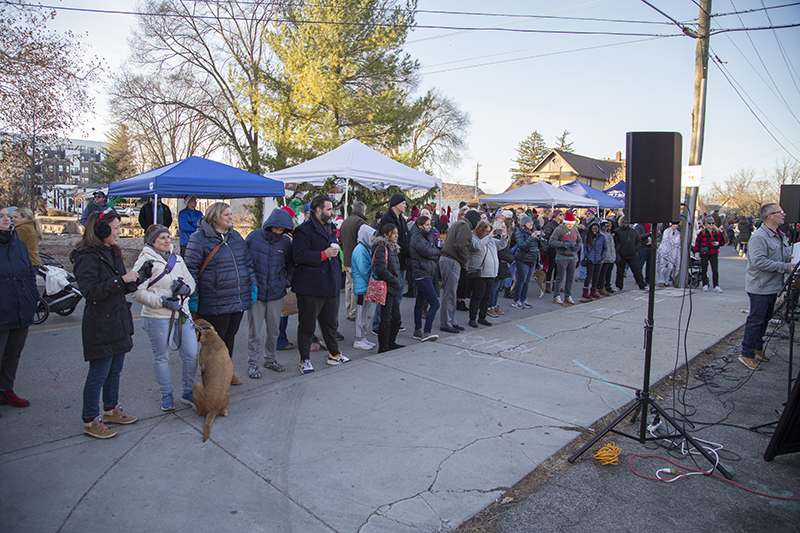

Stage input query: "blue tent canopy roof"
[
  {"left": 107, "top": 156, "right": 285, "bottom": 199},
  {"left": 604, "top": 180, "right": 625, "bottom": 200},
  {"left": 559, "top": 180, "right": 624, "bottom": 209}
]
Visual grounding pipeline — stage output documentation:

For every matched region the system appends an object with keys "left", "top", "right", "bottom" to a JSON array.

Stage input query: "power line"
[
  {"left": 713, "top": 1, "right": 800, "bottom": 18},
  {"left": 709, "top": 21, "right": 800, "bottom": 34},
  {"left": 760, "top": 0, "right": 800, "bottom": 97}
]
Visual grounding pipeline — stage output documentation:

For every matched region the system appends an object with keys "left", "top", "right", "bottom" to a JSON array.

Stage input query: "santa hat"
[{"left": 564, "top": 212, "right": 576, "bottom": 223}]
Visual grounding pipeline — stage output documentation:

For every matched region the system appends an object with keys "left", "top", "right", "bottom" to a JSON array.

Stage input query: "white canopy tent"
[
  {"left": 480, "top": 181, "right": 599, "bottom": 209},
  {"left": 265, "top": 139, "right": 441, "bottom": 214}
]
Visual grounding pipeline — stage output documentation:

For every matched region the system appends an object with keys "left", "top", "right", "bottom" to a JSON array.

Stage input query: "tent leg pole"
[
  {"left": 345, "top": 179, "right": 349, "bottom": 217},
  {"left": 154, "top": 193, "right": 158, "bottom": 226}
]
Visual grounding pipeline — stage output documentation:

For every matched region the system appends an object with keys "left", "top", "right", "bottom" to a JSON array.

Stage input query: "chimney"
[{"left": 616, "top": 151, "right": 622, "bottom": 161}]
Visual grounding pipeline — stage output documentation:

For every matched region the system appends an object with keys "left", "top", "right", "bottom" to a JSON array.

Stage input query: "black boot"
[
  {"left": 388, "top": 322, "right": 404, "bottom": 350},
  {"left": 377, "top": 322, "right": 391, "bottom": 353},
  {"left": 503, "top": 287, "right": 513, "bottom": 299}
]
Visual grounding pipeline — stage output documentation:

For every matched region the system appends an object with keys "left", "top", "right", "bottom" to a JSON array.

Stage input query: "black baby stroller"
[
  {"left": 686, "top": 254, "right": 703, "bottom": 289},
  {"left": 33, "top": 264, "right": 83, "bottom": 325}
]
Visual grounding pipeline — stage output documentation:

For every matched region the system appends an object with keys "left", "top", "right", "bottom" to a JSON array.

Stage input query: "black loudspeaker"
[
  {"left": 624, "top": 132, "right": 682, "bottom": 223},
  {"left": 780, "top": 184, "right": 800, "bottom": 225}
]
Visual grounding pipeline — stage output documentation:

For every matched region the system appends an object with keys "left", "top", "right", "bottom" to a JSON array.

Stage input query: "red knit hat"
[{"left": 564, "top": 212, "right": 576, "bottom": 223}]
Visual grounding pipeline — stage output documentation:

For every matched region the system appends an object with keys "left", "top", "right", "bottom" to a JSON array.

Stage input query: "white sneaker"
[
  {"left": 714, "top": 286, "right": 723, "bottom": 293},
  {"left": 553, "top": 295, "right": 564, "bottom": 305},
  {"left": 353, "top": 340, "right": 373, "bottom": 350},
  {"left": 565, "top": 296, "right": 576, "bottom": 305},
  {"left": 363, "top": 339, "right": 375, "bottom": 349},
  {"left": 702, "top": 285, "right": 709, "bottom": 292},
  {"left": 300, "top": 360, "right": 314, "bottom": 374}
]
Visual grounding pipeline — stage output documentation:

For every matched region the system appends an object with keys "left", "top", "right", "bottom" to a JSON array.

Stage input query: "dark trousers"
[
  {"left": 82, "top": 353, "right": 125, "bottom": 420},
  {"left": 546, "top": 248, "right": 558, "bottom": 282},
  {"left": 469, "top": 277, "right": 493, "bottom": 321},
  {"left": 600, "top": 263, "right": 614, "bottom": 290},
  {"left": 198, "top": 312, "right": 244, "bottom": 359},
  {"left": 742, "top": 292, "right": 778, "bottom": 358},
  {"left": 615, "top": 255, "right": 646, "bottom": 290},
  {"left": 637, "top": 247, "right": 652, "bottom": 285},
  {"left": 700, "top": 254, "right": 720, "bottom": 287},
  {"left": 457, "top": 267, "right": 469, "bottom": 300},
  {"left": 379, "top": 293, "right": 402, "bottom": 352},
  {"left": 0, "top": 327, "right": 29, "bottom": 390},
  {"left": 584, "top": 262, "right": 603, "bottom": 289},
  {"left": 414, "top": 277, "right": 440, "bottom": 333},
  {"left": 296, "top": 294, "right": 339, "bottom": 360}
]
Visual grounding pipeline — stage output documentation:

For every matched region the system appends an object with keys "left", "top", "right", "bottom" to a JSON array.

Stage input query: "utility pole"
[
  {"left": 474, "top": 163, "right": 480, "bottom": 200},
  {"left": 679, "top": 0, "right": 712, "bottom": 288}
]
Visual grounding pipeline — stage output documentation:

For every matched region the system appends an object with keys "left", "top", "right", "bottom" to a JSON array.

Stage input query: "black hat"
[
  {"left": 389, "top": 193, "right": 406, "bottom": 208},
  {"left": 93, "top": 190, "right": 106, "bottom": 198}
]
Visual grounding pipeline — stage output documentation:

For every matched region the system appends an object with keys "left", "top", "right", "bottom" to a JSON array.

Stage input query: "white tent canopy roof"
[
  {"left": 481, "top": 181, "right": 599, "bottom": 208},
  {"left": 265, "top": 139, "right": 441, "bottom": 190}
]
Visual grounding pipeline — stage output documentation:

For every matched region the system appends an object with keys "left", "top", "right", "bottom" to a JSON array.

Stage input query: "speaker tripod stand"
[{"left": 568, "top": 223, "right": 732, "bottom": 479}]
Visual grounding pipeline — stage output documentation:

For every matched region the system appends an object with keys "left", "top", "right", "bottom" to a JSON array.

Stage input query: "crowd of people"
[{"left": 2, "top": 194, "right": 798, "bottom": 439}]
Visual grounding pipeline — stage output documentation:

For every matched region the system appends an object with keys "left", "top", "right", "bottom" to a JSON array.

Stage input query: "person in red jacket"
[{"left": 693, "top": 216, "right": 726, "bottom": 292}]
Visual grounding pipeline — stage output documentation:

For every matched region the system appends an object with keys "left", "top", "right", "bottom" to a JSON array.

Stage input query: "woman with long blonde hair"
[{"left": 12, "top": 207, "right": 43, "bottom": 267}]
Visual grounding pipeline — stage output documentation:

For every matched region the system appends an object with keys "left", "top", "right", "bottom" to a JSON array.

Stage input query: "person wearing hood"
[
  {"left": 11, "top": 207, "right": 42, "bottom": 267},
  {"left": 581, "top": 220, "right": 607, "bottom": 301},
  {"left": 409, "top": 216, "right": 441, "bottom": 342},
  {"left": 656, "top": 222, "right": 681, "bottom": 287},
  {"left": 351, "top": 224, "right": 377, "bottom": 350},
  {"left": 549, "top": 212, "right": 582, "bottom": 305},
  {"left": 185, "top": 202, "right": 256, "bottom": 385},
  {"left": 133, "top": 224, "right": 198, "bottom": 411},
  {"left": 373, "top": 223, "right": 405, "bottom": 352},
  {"left": 245, "top": 208, "right": 296, "bottom": 379},
  {"left": 439, "top": 209, "right": 480, "bottom": 333},
  {"left": 0, "top": 205, "right": 37, "bottom": 412}
]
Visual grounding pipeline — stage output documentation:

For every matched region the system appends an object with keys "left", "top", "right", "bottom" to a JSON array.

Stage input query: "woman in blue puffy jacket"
[
  {"left": 245, "top": 208, "right": 295, "bottom": 379},
  {"left": 581, "top": 221, "right": 607, "bottom": 301},
  {"left": 185, "top": 202, "right": 256, "bottom": 385},
  {"left": 351, "top": 224, "right": 376, "bottom": 351},
  {"left": 0, "top": 205, "right": 36, "bottom": 410}
]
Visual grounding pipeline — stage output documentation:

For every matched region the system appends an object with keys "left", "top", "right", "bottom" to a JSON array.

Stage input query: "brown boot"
[
  {"left": 590, "top": 288, "right": 601, "bottom": 299},
  {"left": 545, "top": 281, "right": 552, "bottom": 294},
  {"left": 231, "top": 375, "right": 242, "bottom": 386},
  {"left": 598, "top": 288, "right": 610, "bottom": 297}
]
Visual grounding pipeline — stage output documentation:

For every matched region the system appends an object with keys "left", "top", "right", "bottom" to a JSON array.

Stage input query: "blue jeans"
[
  {"left": 514, "top": 262, "right": 535, "bottom": 302},
  {"left": 742, "top": 292, "right": 777, "bottom": 358},
  {"left": 82, "top": 353, "right": 125, "bottom": 421},
  {"left": 489, "top": 277, "right": 506, "bottom": 308},
  {"left": 414, "top": 277, "right": 440, "bottom": 333},
  {"left": 374, "top": 269, "right": 405, "bottom": 331},
  {"left": 142, "top": 316, "right": 198, "bottom": 397}
]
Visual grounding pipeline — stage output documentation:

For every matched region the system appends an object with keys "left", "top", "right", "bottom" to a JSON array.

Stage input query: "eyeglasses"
[{"left": 769, "top": 210, "right": 785, "bottom": 216}]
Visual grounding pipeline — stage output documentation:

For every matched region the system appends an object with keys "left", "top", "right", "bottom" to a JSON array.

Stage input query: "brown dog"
[
  {"left": 192, "top": 319, "right": 234, "bottom": 442},
  {"left": 533, "top": 269, "right": 546, "bottom": 298}
]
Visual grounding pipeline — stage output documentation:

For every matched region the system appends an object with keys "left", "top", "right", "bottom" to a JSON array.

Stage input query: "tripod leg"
[
  {"left": 568, "top": 400, "right": 642, "bottom": 464},
  {"left": 649, "top": 400, "right": 732, "bottom": 479}
]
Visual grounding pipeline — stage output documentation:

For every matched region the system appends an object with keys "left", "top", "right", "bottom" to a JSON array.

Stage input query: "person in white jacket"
[{"left": 133, "top": 225, "right": 198, "bottom": 412}]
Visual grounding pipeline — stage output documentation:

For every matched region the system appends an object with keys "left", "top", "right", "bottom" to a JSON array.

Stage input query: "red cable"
[{"left": 628, "top": 454, "right": 800, "bottom": 501}]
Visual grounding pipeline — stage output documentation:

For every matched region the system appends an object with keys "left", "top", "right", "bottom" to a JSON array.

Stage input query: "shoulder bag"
[{"left": 365, "top": 247, "right": 388, "bottom": 306}]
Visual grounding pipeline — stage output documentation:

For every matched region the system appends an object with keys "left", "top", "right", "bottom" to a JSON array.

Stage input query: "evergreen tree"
[
  {"left": 97, "top": 125, "right": 137, "bottom": 184},
  {"left": 555, "top": 130, "right": 574, "bottom": 152},
  {"left": 510, "top": 130, "right": 549, "bottom": 180}
]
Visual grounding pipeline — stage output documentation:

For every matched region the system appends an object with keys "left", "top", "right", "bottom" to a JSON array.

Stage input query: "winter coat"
[
  {"left": 549, "top": 224, "right": 582, "bottom": 259},
  {"left": 371, "top": 234, "right": 403, "bottom": 297},
  {"left": 442, "top": 214, "right": 478, "bottom": 267},
  {"left": 583, "top": 226, "right": 607, "bottom": 265},
  {"left": 737, "top": 219, "right": 752, "bottom": 244},
  {"left": 467, "top": 233, "right": 506, "bottom": 279},
  {"left": 79, "top": 201, "right": 104, "bottom": 226},
  {"left": 513, "top": 227, "right": 541, "bottom": 264},
  {"left": 72, "top": 246, "right": 138, "bottom": 361},
  {"left": 139, "top": 201, "right": 173, "bottom": 230},
  {"left": 184, "top": 220, "right": 255, "bottom": 316},
  {"left": 246, "top": 209, "right": 295, "bottom": 302},
  {"left": 409, "top": 225, "right": 440, "bottom": 279},
  {"left": 496, "top": 235, "right": 515, "bottom": 279},
  {"left": 614, "top": 226, "right": 640, "bottom": 259},
  {"left": 601, "top": 229, "right": 617, "bottom": 263},
  {"left": 745, "top": 224, "right": 794, "bottom": 294},
  {"left": 352, "top": 225, "right": 376, "bottom": 296},
  {"left": 0, "top": 230, "right": 37, "bottom": 331},
  {"left": 380, "top": 209, "right": 410, "bottom": 270},
  {"left": 693, "top": 229, "right": 726, "bottom": 256},
  {"left": 13, "top": 218, "right": 41, "bottom": 266},
  {"left": 291, "top": 214, "right": 341, "bottom": 298},
  {"left": 339, "top": 212, "right": 367, "bottom": 267},
  {"left": 178, "top": 207, "right": 204, "bottom": 247},
  {"left": 132, "top": 244, "right": 196, "bottom": 318},
  {"left": 542, "top": 218, "right": 560, "bottom": 252}
]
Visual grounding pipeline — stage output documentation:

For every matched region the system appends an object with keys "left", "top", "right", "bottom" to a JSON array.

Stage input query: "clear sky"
[{"left": 47, "top": 0, "right": 800, "bottom": 194}]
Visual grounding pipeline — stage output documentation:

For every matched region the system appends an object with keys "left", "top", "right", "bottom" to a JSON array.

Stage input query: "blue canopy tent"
[
  {"left": 108, "top": 156, "right": 285, "bottom": 225},
  {"left": 559, "top": 180, "right": 624, "bottom": 209},
  {"left": 604, "top": 180, "right": 625, "bottom": 201}
]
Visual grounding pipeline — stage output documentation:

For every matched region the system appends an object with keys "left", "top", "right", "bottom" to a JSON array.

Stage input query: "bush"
[{"left": 46, "top": 208, "right": 69, "bottom": 216}]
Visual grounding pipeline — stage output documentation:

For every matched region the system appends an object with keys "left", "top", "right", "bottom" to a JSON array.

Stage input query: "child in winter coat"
[
  {"left": 351, "top": 225, "right": 377, "bottom": 350},
  {"left": 581, "top": 221, "right": 607, "bottom": 301}
]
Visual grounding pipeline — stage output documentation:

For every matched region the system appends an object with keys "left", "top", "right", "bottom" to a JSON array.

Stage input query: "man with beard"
[{"left": 292, "top": 195, "right": 350, "bottom": 375}]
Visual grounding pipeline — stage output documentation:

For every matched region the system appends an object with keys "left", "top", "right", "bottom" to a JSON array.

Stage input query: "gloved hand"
[
  {"left": 250, "top": 285, "right": 258, "bottom": 305},
  {"left": 171, "top": 278, "right": 192, "bottom": 296},
  {"left": 137, "top": 260, "right": 154, "bottom": 285},
  {"left": 161, "top": 296, "right": 182, "bottom": 311},
  {"left": 188, "top": 296, "right": 199, "bottom": 313}
]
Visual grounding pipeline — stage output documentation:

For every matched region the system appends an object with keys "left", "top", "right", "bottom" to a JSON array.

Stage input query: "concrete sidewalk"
[{"left": 1, "top": 248, "right": 764, "bottom": 531}]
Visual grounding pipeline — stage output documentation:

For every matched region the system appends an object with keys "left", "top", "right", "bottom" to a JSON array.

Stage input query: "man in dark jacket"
[
  {"left": 339, "top": 201, "right": 367, "bottom": 321},
  {"left": 439, "top": 209, "right": 480, "bottom": 333},
  {"left": 292, "top": 195, "right": 350, "bottom": 374},
  {"left": 139, "top": 198, "right": 173, "bottom": 231},
  {"left": 79, "top": 190, "right": 107, "bottom": 226},
  {"left": 614, "top": 217, "right": 647, "bottom": 291},
  {"left": 246, "top": 208, "right": 295, "bottom": 377}
]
